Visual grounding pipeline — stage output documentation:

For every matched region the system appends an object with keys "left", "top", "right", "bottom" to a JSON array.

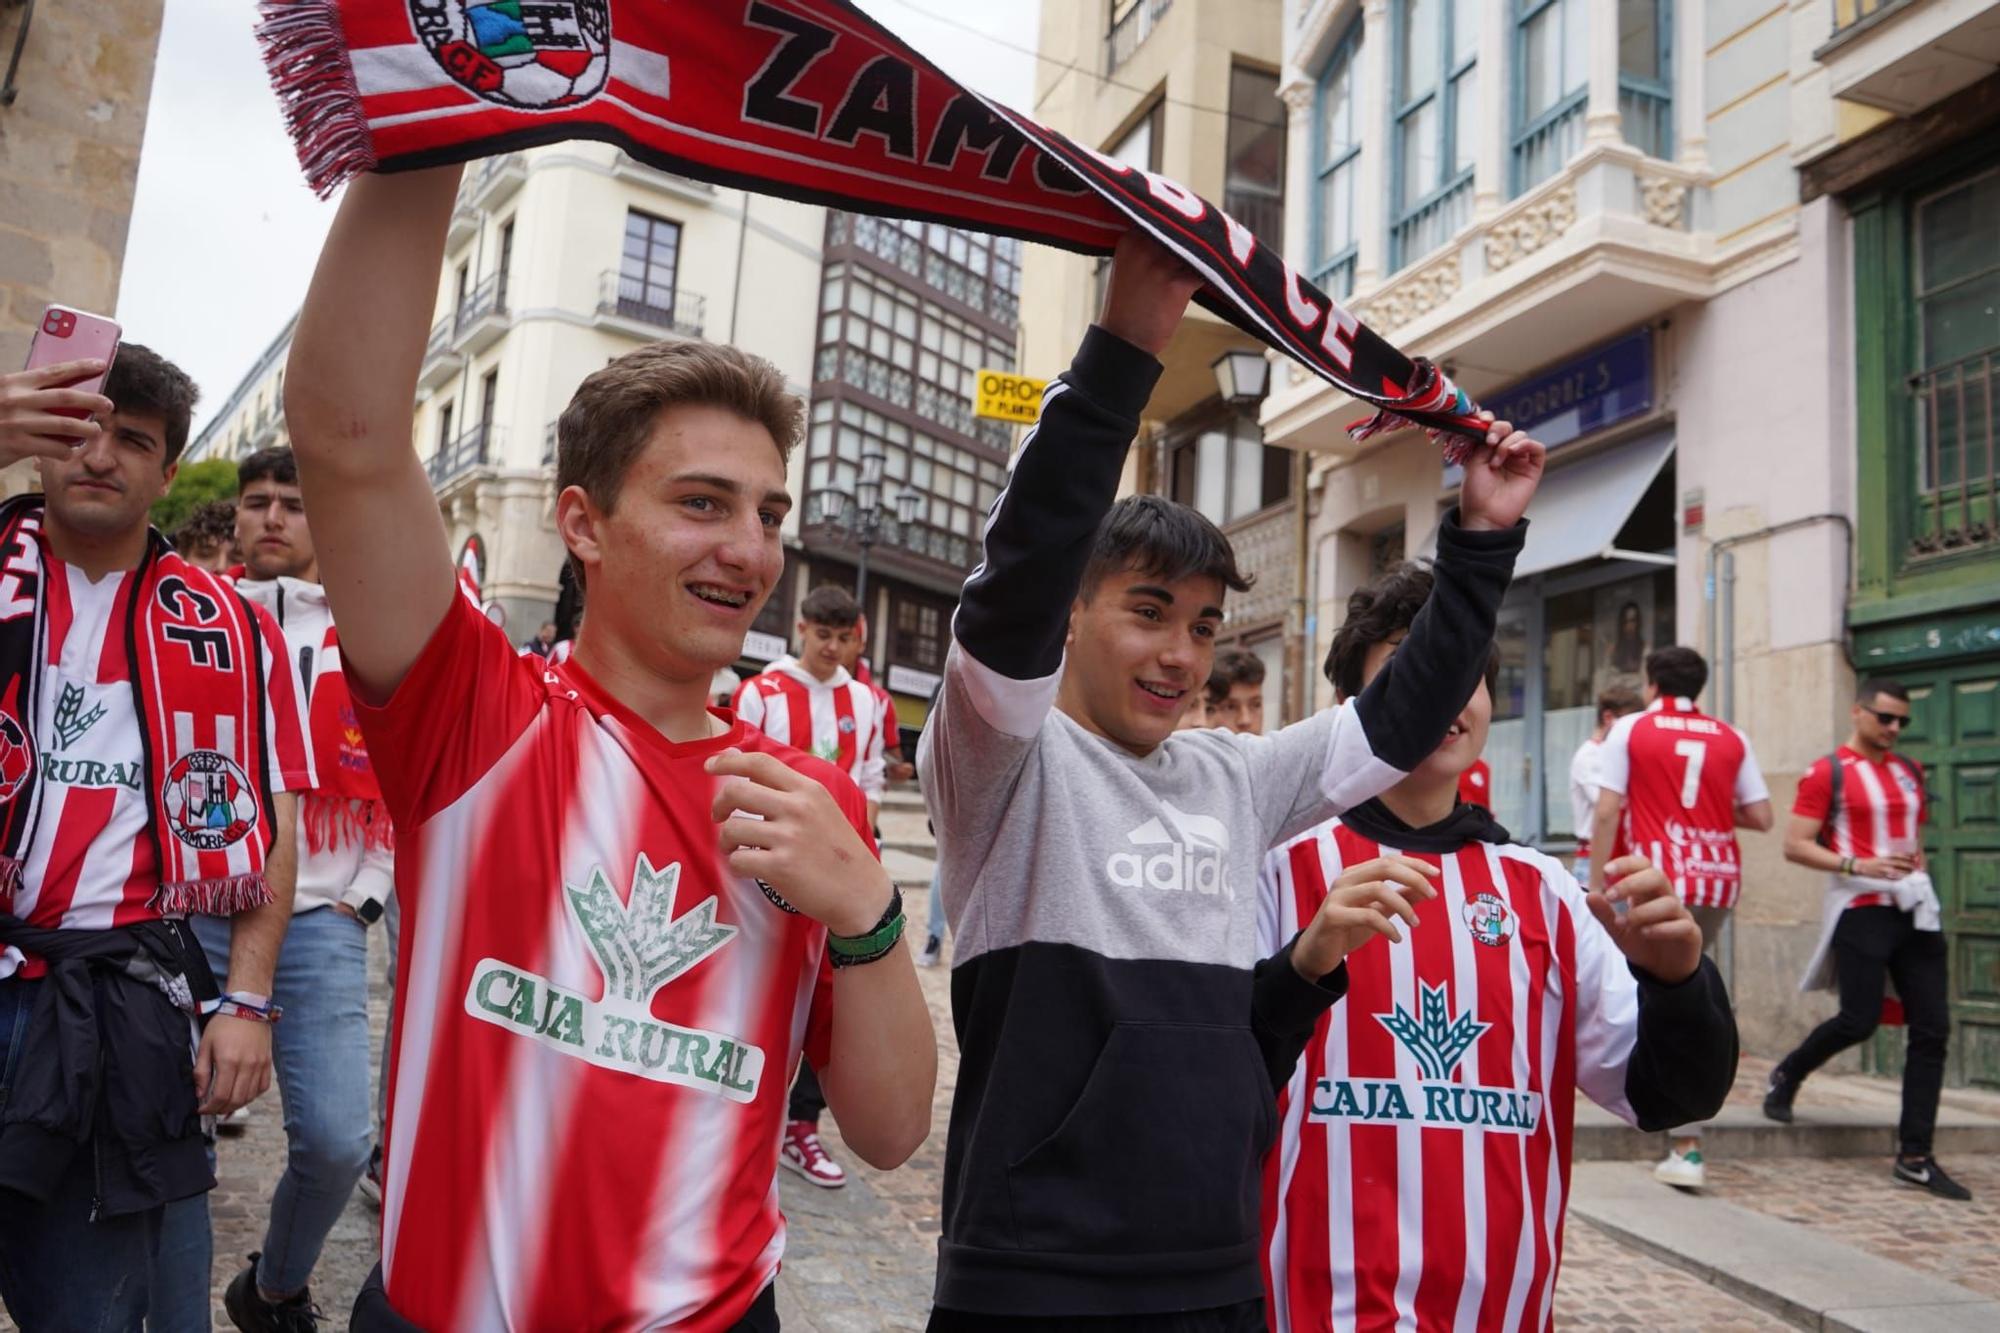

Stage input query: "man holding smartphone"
[
  {"left": 1764, "top": 678, "right": 1969, "bottom": 1200},
  {"left": 0, "top": 346, "right": 313, "bottom": 1330}
]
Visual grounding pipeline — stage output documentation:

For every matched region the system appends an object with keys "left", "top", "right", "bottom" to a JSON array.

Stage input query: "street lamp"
[
  {"left": 813, "top": 447, "right": 922, "bottom": 622},
  {"left": 1211, "top": 347, "right": 1271, "bottom": 407}
]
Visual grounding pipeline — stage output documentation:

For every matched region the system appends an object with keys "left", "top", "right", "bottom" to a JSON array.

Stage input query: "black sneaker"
[
  {"left": 1893, "top": 1156, "right": 1973, "bottom": 1201},
  {"left": 1762, "top": 1068, "right": 1798, "bottom": 1124},
  {"left": 223, "top": 1254, "right": 325, "bottom": 1332},
  {"left": 356, "top": 1144, "right": 382, "bottom": 1209}
]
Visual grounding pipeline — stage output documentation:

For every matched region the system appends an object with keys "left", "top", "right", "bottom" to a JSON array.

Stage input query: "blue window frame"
[
  {"left": 1618, "top": 0, "right": 1674, "bottom": 161},
  {"left": 1311, "top": 23, "right": 1363, "bottom": 299},
  {"left": 1390, "top": 0, "right": 1477, "bottom": 272},
  {"left": 1511, "top": 0, "right": 1588, "bottom": 196}
]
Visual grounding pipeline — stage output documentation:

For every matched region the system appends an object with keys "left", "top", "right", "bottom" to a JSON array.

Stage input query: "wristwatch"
[{"left": 354, "top": 896, "right": 385, "bottom": 926}]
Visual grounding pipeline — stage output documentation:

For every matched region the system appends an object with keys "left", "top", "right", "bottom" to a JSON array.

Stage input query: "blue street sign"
[{"left": 1446, "top": 328, "right": 1654, "bottom": 484}]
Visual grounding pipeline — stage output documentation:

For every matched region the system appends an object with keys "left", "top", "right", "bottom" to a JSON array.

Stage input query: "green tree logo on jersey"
[
  {"left": 1377, "top": 981, "right": 1490, "bottom": 1081},
  {"left": 566, "top": 854, "right": 736, "bottom": 1005}
]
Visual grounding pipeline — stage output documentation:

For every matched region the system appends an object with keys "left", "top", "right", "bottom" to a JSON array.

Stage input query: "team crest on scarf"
[
  {"left": 410, "top": 0, "right": 611, "bottom": 109},
  {"left": 161, "top": 750, "right": 260, "bottom": 851},
  {"left": 0, "top": 710, "right": 31, "bottom": 805},
  {"left": 1462, "top": 892, "right": 1516, "bottom": 948}
]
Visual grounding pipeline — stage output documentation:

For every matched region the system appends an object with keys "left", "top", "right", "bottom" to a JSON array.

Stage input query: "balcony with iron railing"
[
  {"left": 1391, "top": 171, "right": 1476, "bottom": 274},
  {"left": 1908, "top": 346, "right": 1998, "bottom": 560},
  {"left": 543, "top": 420, "right": 560, "bottom": 468},
  {"left": 1817, "top": 0, "right": 1998, "bottom": 115},
  {"left": 1107, "top": 0, "right": 1172, "bottom": 74},
  {"left": 428, "top": 421, "right": 501, "bottom": 490},
  {"left": 1513, "top": 90, "right": 1588, "bottom": 198},
  {"left": 452, "top": 272, "right": 510, "bottom": 355},
  {"left": 419, "top": 315, "right": 463, "bottom": 391},
  {"left": 467, "top": 152, "right": 526, "bottom": 210},
  {"left": 1833, "top": 0, "right": 1900, "bottom": 38},
  {"left": 594, "top": 271, "right": 706, "bottom": 339}
]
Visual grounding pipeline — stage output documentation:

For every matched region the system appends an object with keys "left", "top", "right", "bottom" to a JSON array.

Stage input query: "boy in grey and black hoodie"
[{"left": 918, "top": 234, "right": 1548, "bottom": 1327}]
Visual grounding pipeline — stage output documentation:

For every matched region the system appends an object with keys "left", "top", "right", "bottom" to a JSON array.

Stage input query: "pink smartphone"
[{"left": 25, "top": 305, "right": 121, "bottom": 419}]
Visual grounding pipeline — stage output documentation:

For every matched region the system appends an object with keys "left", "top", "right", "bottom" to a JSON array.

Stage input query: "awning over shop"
[{"left": 1418, "top": 431, "right": 1676, "bottom": 577}]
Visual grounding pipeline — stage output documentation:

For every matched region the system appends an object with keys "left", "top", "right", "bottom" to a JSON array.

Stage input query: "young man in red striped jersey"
[
  {"left": 0, "top": 349, "right": 312, "bottom": 1331},
  {"left": 1765, "top": 678, "right": 1968, "bottom": 1200},
  {"left": 733, "top": 583, "right": 888, "bottom": 1190},
  {"left": 1588, "top": 645, "right": 1773, "bottom": 1189},
  {"left": 1258, "top": 565, "right": 1737, "bottom": 1332},
  {"left": 287, "top": 166, "right": 935, "bottom": 1333}
]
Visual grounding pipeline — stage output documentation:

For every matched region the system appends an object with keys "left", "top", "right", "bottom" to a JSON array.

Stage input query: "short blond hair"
[{"left": 555, "top": 340, "right": 802, "bottom": 589}]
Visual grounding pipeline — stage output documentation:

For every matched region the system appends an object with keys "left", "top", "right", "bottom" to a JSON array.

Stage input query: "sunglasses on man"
[{"left": 1863, "top": 708, "right": 1910, "bottom": 729}]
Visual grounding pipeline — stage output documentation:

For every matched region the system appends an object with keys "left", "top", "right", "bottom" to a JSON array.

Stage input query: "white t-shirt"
[{"left": 1569, "top": 736, "right": 1603, "bottom": 845}]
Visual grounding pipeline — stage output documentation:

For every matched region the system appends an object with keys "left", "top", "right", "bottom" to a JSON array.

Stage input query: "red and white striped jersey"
[
  {"left": 1595, "top": 698, "right": 1768, "bottom": 909},
  {"left": 356, "top": 596, "right": 859, "bottom": 1332},
  {"left": 732, "top": 656, "right": 885, "bottom": 799},
  {"left": 1795, "top": 747, "right": 1925, "bottom": 863},
  {"left": 1257, "top": 819, "right": 1642, "bottom": 1333},
  {"left": 852, "top": 661, "right": 898, "bottom": 760},
  {"left": 1, "top": 560, "right": 311, "bottom": 980}
]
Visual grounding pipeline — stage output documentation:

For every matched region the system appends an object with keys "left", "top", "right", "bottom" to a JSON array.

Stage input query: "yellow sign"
[{"left": 974, "top": 369, "right": 1048, "bottom": 424}]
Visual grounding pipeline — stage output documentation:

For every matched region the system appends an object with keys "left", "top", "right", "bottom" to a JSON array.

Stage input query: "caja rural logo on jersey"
[
  {"left": 1309, "top": 981, "right": 1543, "bottom": 1134},
  {"left": 411, "top": 0, "right": 612, "bottom": 109},
  {"left": 1107, "top": 801, "right": 1234, "bottom": 900},
  {"left": 464, "top": 853, "right": 766, "bottom": 1102},
  {"left": 162, "top": 751, "right": 259, "bottom": 851}
]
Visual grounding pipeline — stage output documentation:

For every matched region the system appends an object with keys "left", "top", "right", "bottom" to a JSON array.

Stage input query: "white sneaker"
[
  {"left": 916, "top": 935, "right": 943, "bottom": 968},
  {"left": 1653, "top": 1146, "right": 1705, "bottom": 1189}
]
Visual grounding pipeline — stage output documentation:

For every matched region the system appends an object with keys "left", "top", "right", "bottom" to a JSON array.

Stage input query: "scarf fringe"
[
  {"left": 154, "top": 874, "right": 274, "bottom": 919},
  {"left": 302, "top": 794, "right": 395, "bottom": 855},
  {"left": 256, "top": 1, "right": 375, "bottom": 198},
  {"left": 1345, "top": 358, "right": 1488, "bottom": 462}
]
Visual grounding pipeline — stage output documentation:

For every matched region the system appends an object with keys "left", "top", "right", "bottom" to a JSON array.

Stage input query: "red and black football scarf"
[
  {"left": 257, "top": 0, "right": 1489, "bottom": 452},
  {"left": 0, "top": 499, "right": 279, "bottom": 917}
]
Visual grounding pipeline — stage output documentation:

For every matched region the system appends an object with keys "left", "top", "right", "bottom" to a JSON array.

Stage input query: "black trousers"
[
  {"left": 352, "top": 1267, "right": 779, "bottom": 1331},
  {"left": 927, "top": 1300, "right": 1266, "bottom": 1332},
  {"left": 1775, "top": 905, "right": 1950, "bottom": 1156},
  {"left": 788, "top": 1058, "right": 827, "bottom": 1124}
]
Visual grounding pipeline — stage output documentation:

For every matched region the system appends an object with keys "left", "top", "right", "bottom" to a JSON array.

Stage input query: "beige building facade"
[
  {"left": 0, "top": 0, "right": 165, "bottom": 491},
  {"left": 1276, "top": 0, "right": 2000, "bottom": 1068}
]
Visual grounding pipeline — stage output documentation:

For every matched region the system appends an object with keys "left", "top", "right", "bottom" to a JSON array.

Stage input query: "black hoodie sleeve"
[
  {"left": 1251, "top": 939, "right": 1348, "bottom": 1093},
  {"left": 1623, "top": 956, "right": 1740, "bottom": 1131}
]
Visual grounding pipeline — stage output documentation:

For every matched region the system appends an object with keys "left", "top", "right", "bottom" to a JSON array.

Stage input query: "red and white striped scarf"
[{"left": 0, "top": 499, "right": 281, "bottom": 916}]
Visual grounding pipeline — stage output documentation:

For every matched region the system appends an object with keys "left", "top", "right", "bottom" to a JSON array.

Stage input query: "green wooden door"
[{"left": 1866, "top": 656, "right": 2000, "bottom": 1086}]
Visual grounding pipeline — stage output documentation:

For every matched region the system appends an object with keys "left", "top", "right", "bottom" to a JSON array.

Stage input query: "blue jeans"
[
  {"left": 926, "top": 867, "right": 946, "bottom": 946},
  {"left": 151, "top": 908, "right": 374, "bottom": 1326},
  {"left": 0, "top": 976, "right": 162, "bottom": 1332}
]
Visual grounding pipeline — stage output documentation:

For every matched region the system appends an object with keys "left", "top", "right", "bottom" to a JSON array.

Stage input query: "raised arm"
[
  {"left": 949, "top": 233, "right": 1198, "bottom": 698},
  {"left": 285, "top": 168, "right": 464, "bottom": 702}
]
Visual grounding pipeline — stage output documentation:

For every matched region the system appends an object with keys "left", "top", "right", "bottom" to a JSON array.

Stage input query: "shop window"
[
  {"left": 1166, "top": 414, "right": 1292, "bottom": 525},
  {"left": 892, "top": 594, "right": 947, "bottom": 672},
  {"left": 1369, "top": 522, "right": 1407, "bottom": 576}
]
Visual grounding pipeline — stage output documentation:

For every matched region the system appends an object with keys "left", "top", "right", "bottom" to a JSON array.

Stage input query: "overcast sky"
[{"left": 117, "top": 0, "right": 1043, "bottom": 434}]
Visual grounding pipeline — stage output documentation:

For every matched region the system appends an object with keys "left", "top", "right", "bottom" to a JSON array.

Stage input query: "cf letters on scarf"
[{"left": 258, "top": 0, "right": 1489, "bottom": 451}]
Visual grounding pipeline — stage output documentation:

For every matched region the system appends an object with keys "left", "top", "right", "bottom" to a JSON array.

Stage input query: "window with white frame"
[
  {"left": 1513, "top": 0, "right": 1589, "bottom": 195},
  {"left": 1390, "top": 0, "right": 1477, "bottom": 271},
  {"left": 1617, "top": 0, "right": 1674, "bottom": 161},
  {"left": 1312, "top": 24, "right": 1362, "bottom": 298}
]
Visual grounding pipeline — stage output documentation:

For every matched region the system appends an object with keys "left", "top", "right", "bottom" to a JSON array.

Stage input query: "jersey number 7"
[{"left": 1673, "top": 739, "right": 1707, "bottom": 809}]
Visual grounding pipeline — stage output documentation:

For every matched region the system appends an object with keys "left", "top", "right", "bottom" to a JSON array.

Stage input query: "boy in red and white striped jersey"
[
  {"left": 288, "top": 166, "right": 935, "bottom": 1333},
  {"left": 1765, "top": 678, "right": 1968, "bottom": 1200},
  {"left": 1588, "top": 645, "right": 1772, "bottom": 1189},
  {"left": 1258, "top": 565, "right": 1736, "bottom": 1333}
]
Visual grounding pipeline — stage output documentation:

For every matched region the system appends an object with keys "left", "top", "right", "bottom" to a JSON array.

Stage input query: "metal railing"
[
  {"left": 1909, "top": 346, "right": 1998, "bottom": 559},
  {"left": 1832, "top": 0, "right": 1897, "bottom": 37},
  {"left": 598, "top": 271, "right": 705, "bottom": 338},
  {"left": 542, "top": 421, "right": 560, "bottom": 468},
  {"left": 1512, "top": 90, "right": 1587, "bottom": 197},
  {"left": 428, "top": 422, "right": 500, "bottom": 489},
  {"left": 1391, "top": 173, "right": 1473, "bottom": 272},
  {"left": 1313, "top": 254, "right": 1357, "bottom": 302},
  {"left": 1620, "top": 83, "right": 1674, "bottom": 162},
  {"left": 454, "top": 272, "right": 508, "bottom": 331},
  {"left": 424, "top": 317, "right": 454, "bottom": 362},
  {"left": 1107, "top": 0, "right": 1172, "bottom": 73},
  {"left": 1222, "top": 187, "right": 1285, "bottom": 249}
]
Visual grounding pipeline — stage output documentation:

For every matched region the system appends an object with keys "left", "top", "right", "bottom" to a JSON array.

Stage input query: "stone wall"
[{"left": 0, "top": 0, "right": 163, "bottom": 365}]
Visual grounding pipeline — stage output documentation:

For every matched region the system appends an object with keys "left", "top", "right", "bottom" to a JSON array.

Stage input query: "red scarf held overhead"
[
  {"left": 256, "top": 0, "right": 1489, "bottom": 454},
  {"left": 0, "top": 500, "right": 281, "bottom": 917}
]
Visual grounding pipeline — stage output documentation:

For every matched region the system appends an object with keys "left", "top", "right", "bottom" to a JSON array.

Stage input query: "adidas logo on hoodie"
[{"left": 1106, "top": 801, "right": 1234, "bottom": 901}]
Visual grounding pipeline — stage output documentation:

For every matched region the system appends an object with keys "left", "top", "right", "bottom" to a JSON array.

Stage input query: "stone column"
[
  {"left": 1279, "top": 76, "right": 1315, "bottom": 263},
  {"left": 1676, "top": 0, "right": 1710, "bottom": 170},
  {"left": 1353, "top": 0, "right": 1392, "bottom": 289},
  {"left": 1474, "top": 0, "right": 1511, "bottom": 217},
  {"left": 1585, "top": 0, "right": 1624, "bottom": 144}
]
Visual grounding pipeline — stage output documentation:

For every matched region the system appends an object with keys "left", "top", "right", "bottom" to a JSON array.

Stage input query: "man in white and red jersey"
[
  {"left": 732, "top": 583, "right": 888, "bottom": 1190},
  {"left": 1568, "top": 686, "right": 1642, "bottom": 877},
  {"left": 287, "top": 165, "right": 935, "bottom": 1333},
  {"left": 847, "top": 625, "right": 912, "bottom": 783},
  {"left": 1258, "top": 564, "right": 1736, "bottom": 1333},
  {"left": 734, "top": 585, "right": 886, "bottom": 827},
  {"left": 1589, "top": 645, "right": 1773, "bottom": 1189},
  {"left": 0, "top": 347, "right": 312, "bottom": 1331},
  {"left": 1764, "top": 678, "right": 1968, "bottom": 1200}
]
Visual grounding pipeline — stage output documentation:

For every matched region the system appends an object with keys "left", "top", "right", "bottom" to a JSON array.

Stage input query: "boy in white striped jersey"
[{"left": 1256, "top": 563, "right": 1738, "bottom": 1332}]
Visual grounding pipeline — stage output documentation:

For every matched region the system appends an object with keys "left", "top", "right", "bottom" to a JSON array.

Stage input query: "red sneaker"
[{"left": 780, "top": 1119, "right": 847, "bottom": 1189}]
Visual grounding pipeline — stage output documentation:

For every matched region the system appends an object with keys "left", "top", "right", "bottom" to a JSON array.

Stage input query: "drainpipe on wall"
[
  {"left": 1700, "top": 511, "right": 1855, "bottom": 992},
  {"left": 1291, "top": 444, "right": 1312, "bottom": 724}
]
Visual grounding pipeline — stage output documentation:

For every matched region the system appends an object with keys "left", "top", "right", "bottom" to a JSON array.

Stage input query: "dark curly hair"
[
  {"left": 103, "top": 343, "right": 199, "bottom": 466},
  {"left": 169, "top": 498, "right": 237, "bottom": 558},
  {"left": 1326, "top": 561, "right": 1499, "bottom": 702}
]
